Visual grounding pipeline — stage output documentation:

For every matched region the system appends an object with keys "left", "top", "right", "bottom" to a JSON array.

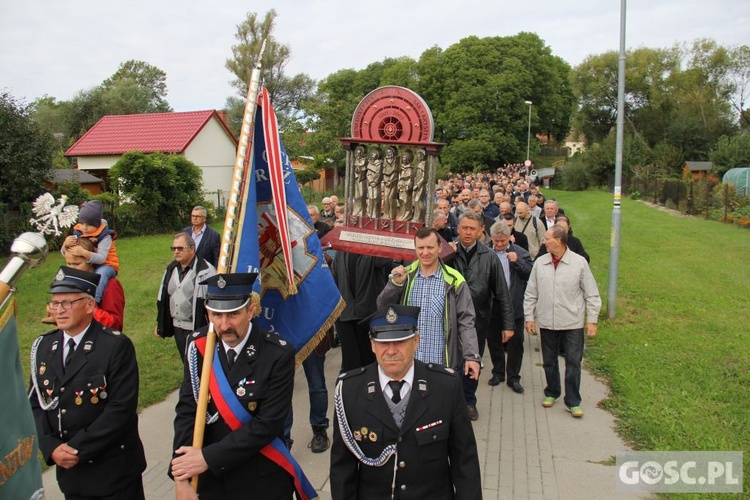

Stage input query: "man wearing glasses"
[
  {"left": 29, "top": 266, "right": 146, "bottom": 498},
  {"left": 182, "top": 205, "right": 220, "bottom": 268},
  {"left": 156, "top": 233, "right": 216, "bottom": 362}
]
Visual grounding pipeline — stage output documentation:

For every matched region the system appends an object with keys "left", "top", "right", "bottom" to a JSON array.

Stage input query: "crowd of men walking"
[{"left": 28, "top": 164, "right": 601, "bottom": 499}]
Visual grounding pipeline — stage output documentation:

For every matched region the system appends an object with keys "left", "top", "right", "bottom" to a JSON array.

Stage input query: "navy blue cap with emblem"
[
  {"left": 200, "top": 273, "right": 258, "bottom": 312},
  {"left": 48, "top": 266, "right": 100, "bottom": 296},
  {"left": 368, "top": 304, "right": 420, "bottom": 342}
]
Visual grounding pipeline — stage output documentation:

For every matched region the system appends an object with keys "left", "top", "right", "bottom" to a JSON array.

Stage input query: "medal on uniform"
[
  {"left": 39, "top": 363, "right": 46, "bottom": 375},
  {"left": 248, "top": 402, "right": 257, "bottom": 411},
  {"left": 353, "top": 430, "right": 362, "bottom": 441},
  {"left": 46, "top": 389, "right": 53, "bottom": 397},
  {"left": 369, "top": 431, "right": 377, "bottom": 442},
  {"left": 43, "top": 379, "right": 49, "bottom": 386},
  {"left": 236, "top": 387, "right": 246, "bottom": 397},
  {"left": 75, "top": 391, "right": 84, "bottom": 405},
  {"left": 99, "top": 385, "right": 107, "bottom": 399},
  {"left": 361, "top": 427, "right": 368, "bottom": 436},
  {"left": 90, "top": 388, "right": 99, "bottom": 404}
]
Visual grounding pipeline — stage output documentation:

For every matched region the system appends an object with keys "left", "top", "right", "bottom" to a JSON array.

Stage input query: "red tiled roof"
[{"left": 65, "top": 110, "right": 236, "bottom": 156}]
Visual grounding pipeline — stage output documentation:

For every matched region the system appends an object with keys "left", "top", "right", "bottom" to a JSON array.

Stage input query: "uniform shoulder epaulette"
[
  {"left": 336, "top": 366, "right": 367, "bottom": 381},
  {"left": 426, "top": 363, "right": 456, "bottom": 376},
  {"left": 190, "top": 329, "right": 208, "bottom": 340},
  {"left": 263, "top": 331, "right": 293, "bottom": 350},
  {"left": 101, "top": 326, "right": 124, "bottom": 338}
]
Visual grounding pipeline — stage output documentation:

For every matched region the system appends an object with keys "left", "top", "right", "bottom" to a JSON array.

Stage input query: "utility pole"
[{"left": 607, "top": 0, "right": 627, "bottom": 318}]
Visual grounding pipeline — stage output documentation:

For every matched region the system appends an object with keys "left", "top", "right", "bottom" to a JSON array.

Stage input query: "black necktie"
[
  {"left": 64, "top": 338, "right": 76, "bottom": 369},
  {"left": 388, "top": 380, "right": 405, "bottom": 404},
  {"left": 226, "top": 348, "right": 237, "bottom": 368}
]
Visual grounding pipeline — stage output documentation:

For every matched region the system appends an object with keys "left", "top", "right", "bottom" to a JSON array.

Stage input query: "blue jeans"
[
  {"left": 540, "top": 328, "right": 584, "bottom": 407},
  {"left": 94, "top": 264, "right": 116, "bottom": 304},
  {"left": 283, "top": 351, "right": 329, "bottom": 446}
]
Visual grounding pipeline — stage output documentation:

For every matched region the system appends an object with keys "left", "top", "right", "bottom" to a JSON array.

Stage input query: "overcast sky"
[{"left": 2, "top": 0, "right": 748, "bottom": 112}]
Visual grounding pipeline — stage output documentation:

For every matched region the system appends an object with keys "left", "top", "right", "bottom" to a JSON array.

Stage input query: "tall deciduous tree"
[
  {"left": 415, "top": 33, "right": 573, "bottom": 170},
  {"left": 101, "top": 59, "right": 172, "bottom": 113},
  {"left": 727, "top": 45, "right": 750, "bottom": 128},
  {"left": 225, "top": 9, "right": 315, "bottom": 133},
  {"left": 31, "top": 60, "right": 172, "bottom": 145},
  {"left": 0, "top": 92, "right": 54, "bottom": 211}
]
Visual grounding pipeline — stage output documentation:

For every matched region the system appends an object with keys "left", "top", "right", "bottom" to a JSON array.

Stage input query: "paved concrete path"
[{"left": 43, "top": 334, "right": 644, "bottom": 499}]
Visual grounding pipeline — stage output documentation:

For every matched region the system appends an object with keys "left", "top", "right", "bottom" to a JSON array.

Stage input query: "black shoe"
[
  {"left": 488, "top": 374, "right": 505, "bottom": 386},
  {"left": 309, "top": 426, "right": 330, "bottom": 453},
  {"left": 508, "top": 380, "right": 525, "bottom": 394},
  {"left": 466, "top": 404, "right": 479, "bottom": 421}
]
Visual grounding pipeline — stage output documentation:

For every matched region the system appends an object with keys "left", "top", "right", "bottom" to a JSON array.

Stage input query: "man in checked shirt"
[{"left": 377, "top": 228, "right": 481, "bottom": 384}]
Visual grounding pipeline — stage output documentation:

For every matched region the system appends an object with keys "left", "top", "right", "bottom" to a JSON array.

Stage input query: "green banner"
[{"left": 0, "top": 303, "right": 44, "bottom": 499}]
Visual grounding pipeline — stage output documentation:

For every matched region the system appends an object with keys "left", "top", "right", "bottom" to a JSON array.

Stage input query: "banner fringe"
[
  {"left": 294, "top": 297, "right": 346, "bottom": 368},
  {"left": 0, "top": 298, "right": 16, "bottom": 331}
]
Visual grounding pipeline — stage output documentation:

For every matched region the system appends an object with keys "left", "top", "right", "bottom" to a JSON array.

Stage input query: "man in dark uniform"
[
  {"left": 330, "top": 304, "right": 482, "bottom": 500},
  {"left": 171, "top": 273, "right": 310, "bottom": 500},
  {"left": 28, "top": 266, "right": 146, "bottom": 499}
]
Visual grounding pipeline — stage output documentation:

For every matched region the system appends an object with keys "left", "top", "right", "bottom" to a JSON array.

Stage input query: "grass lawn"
[{"left": 549, "top": 189, "right": 750, "bottom": 498}]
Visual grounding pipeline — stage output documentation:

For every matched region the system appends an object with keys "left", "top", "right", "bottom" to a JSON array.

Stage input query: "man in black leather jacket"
[{"left": 447, "top": 211, "right": 515, "bottom": 420}]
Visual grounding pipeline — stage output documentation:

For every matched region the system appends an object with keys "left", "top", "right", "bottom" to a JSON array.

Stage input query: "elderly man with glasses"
[
  {"left": 182, "top": 205, "right": 221, "bottom": 268},
  {"left": 156, "top": 232, "right": 216, "bottom": 363},
  {"left": 29, "top": 266, "right": 147, "bottom": 498}
]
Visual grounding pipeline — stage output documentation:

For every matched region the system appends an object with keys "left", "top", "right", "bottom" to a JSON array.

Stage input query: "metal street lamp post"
[{"left": 524, "top": 100, "right": 532, "bottom": 161}]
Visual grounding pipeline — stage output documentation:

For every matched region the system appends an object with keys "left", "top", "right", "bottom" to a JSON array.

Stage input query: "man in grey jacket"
[
  {"left": 524, "top": 225, "right": 601, "bottom": 418},
  {"left": 156, "top": 233, "right": 216, "bottom": 363},
  {"left": 378, "top": 228, "right": 481, "bottom": 386}
]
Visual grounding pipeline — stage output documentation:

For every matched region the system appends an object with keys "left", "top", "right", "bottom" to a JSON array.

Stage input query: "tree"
[
  {"left": 30, "top": 61, "right": 172, "bottom": 145},
  {"left": 225, "top": 10, "right": 315, "bottom": 133},
  {"left": 101, "top": 60, "right": 172, "bottom": 113},
  {"left": 571, "top": 47, "right": 681, "bottom": 146},
  {"left": 710, "top": 132, "right": 750, "bottom": 177},
  {"left": 415, "top": 33, "right": 574, "bottom": 169},
  {"left": 726, "top": 45, "right": 750, "bottom": 128},
  {"left": 108, "top": 152, "right": 203, "bottom": 235},
  {"left": 0, "top": 92, "right": 54, "bottom": 211}
]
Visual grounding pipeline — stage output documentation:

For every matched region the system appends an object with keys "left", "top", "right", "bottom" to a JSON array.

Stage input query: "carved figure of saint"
[
  {"left": 381, "top": 146, "right": 399, "bottom": 220},
  {"left": 396, "top": 150, "right": 414, "bottom": 221},
  {"left": 365, "top": 148, "right": 383, "bottom": 218},
  {"left": 352, "top": 145, "right": 367, "bottom": 216},
  {"left": 412, "top": 148, "right": 427, "bottom": 222}
]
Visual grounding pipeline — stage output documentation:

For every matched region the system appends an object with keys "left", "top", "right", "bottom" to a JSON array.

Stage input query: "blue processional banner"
[{"left": 234, "top": 91, "right": 344, "bottom": 361}]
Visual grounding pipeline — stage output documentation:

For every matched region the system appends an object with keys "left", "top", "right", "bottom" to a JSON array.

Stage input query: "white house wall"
[
  {"left": 185, "top": 117, "right": 236, "bottom": 193},
  {"left": 78, "top": 156, "right": 119, "bottom": 170}
]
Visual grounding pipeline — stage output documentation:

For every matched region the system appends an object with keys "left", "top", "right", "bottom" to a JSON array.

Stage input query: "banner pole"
[{"left": 191, "top": 40, "right": 267, "bottom": 490}]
